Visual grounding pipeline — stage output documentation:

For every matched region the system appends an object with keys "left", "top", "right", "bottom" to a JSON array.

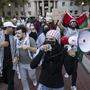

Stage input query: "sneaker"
[
  {"left": 64, "top": 73, "right": 69, "bottom": 78},
  {"left": 33, "top": 80, "right": 37, "bottom": 86},
  {"left": 71, "top": 86, "right": 77, "bottom": 90}
]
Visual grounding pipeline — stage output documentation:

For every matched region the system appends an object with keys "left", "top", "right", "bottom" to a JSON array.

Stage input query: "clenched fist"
[
  {"left": 67, "top": 50, "right": 76, "bottom": 57},
  {"left": 40, "top": 44, "right": 52, "bottom": 52},
  {"left": 1, "top": 41, "right": 9, "bottom": 47}
]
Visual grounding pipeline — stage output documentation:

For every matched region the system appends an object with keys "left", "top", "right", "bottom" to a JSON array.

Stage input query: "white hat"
[
  {"left": 69, "top": 18, "right": 76, "bottom": 23},
  {"left": 46, "top": 30, "right": 61, "bottom": 44},
  {"left": 3, "top": 21, "right": 16, "bottom": 28}
]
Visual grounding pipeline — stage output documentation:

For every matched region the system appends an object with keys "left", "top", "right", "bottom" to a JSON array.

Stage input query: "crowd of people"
[{"left": 0, "top": 11, "right": 89, "bottom": 90}]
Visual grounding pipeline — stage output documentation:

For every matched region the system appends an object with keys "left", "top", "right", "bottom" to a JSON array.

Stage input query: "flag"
[
  {"left": 87, "top": 17, "right": 90, "bottom": 29},
  {"left": 79, "top": 19, "right": 88, "bottom": 29},
  {"left": 76, "top": 13, "right": 88, "bottom": 29},
  {"left": 62, "top": 12, "right": 73, "bottom": 26}
]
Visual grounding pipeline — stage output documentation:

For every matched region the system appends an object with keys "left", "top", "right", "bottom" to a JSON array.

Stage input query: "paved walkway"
[{"left": 0, "top": 63, "right": 90, "bottom": 90}]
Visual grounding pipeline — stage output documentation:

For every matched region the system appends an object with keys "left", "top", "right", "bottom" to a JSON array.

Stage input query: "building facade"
[
  {"left": 57, "top": 0, "right": 89, "bottom": 17},
  {"left": 24, "top": 0, "right": 58, "bottom": 17},
  {"left": 2, "top": 0, "right": 89, "bottom": 18},
  {"left": 24, "top": 0, "right": 89, "bottom": 17}
]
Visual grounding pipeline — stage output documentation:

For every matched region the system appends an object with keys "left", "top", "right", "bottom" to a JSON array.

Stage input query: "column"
[
  {"left": 35, "top": 1, "right": 37, "bottom": 16},
  {"left": 48, "top": 0, "right": 51, "bottom": 12},
  {"left": 36, "top": 1, "right": 39, "bottom": 16},
  {"left": 42, "top": 0, "right": 45, "bottom": 16},
  {"left": 54, "top": 0, "right": 56, "bottom": 9}
]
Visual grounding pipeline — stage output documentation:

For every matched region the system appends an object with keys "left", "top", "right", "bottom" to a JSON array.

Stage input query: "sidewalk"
[
  {"left": 0, "top": 63, "right": 90, "bottom": 90},
  {"left": 82, "top": 55, "right": 90, "bottom": 73}
]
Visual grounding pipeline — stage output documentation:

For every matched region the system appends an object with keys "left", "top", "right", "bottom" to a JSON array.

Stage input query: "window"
[
  {"left": 62, "top": 2, "right": 65, "bottom": 6},
  {"left": 70, "top": 2, "right": 73, "bottom": 6},
  {"left": 15, "top": 2, "right": 18, "bottom": 7},
  {"left": 28, "top": 11, "right": 31, "bottom": 15},
  {"left": 21, "top": 11, "right": 24, "bottom": 15},
  {"left": 20, "top": 5, "right": 23, "bottom": 7},
  {"left": 7, "top": 11, "right": 11, "bottom": 16},
  {"left": 70, "top": 10, "right": 73, "bottom": 13},
  {"left": 74, "top": 10, "right": 78, "bottom": 14},
  {"left": 44, "top": 1, "right": 48, "bottom": 6},
  {"left": 15, "top": 11, "right": 18, "bottom": 15},
  {"left": 28, "top": 3, "right": 31, "bottom": 7},
  {"left": 55, "top": 1, "right": 57, "bottom": 8}
]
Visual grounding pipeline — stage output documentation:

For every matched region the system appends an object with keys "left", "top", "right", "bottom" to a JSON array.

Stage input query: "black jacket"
[
  {"left": 63, "top": 51, "right": 79, "bottom": 75},
  {"left": 30, "top": 45, "right": 64, "bottom": 88}
]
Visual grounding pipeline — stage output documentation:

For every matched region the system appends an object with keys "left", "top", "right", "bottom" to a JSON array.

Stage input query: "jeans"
[
  {"left": 37, "top": 83, "right": 64, "bottom": 90},
  {"left": 19, "top": 63, "right": 37, "bottom": 90}
]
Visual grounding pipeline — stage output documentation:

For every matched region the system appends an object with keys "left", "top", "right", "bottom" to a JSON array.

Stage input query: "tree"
[
  {"left": 0, "top": 0, "right": 9, "bottom": 16},
  {"left": 9, "top": 0, "right": 28, "bottom": 16},
  {"left": 0, "top": 0, "right": 28, "bottom": 16},
  {"left": 75, "top": 0, "right": 90, "bottom": 12},
  {"left": 75, "top": 0, "right": 90, "bottom": 5}
]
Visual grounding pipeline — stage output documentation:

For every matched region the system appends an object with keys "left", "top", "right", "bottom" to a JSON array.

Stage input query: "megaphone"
[{"left": 78, "top": 30, "right": 90, "bottom": 52}]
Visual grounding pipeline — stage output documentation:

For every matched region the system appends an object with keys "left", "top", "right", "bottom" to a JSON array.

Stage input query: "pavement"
[
  {"left": 82, "top": 54, "right": 90, "bottom": 73},
  {"left": 0, "top": 63, "right": 90, "bottom": 90}
]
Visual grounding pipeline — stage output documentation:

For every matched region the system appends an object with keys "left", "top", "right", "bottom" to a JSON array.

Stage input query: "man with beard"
[
  {"left": 0, "top": 21, "right": 16, "bottom": 90},
  {"left": 30, "top": 30, "right": 64, "bottom": 90},
  {"left": 63, "top": 19, "right": 79, "bottom": 90}
]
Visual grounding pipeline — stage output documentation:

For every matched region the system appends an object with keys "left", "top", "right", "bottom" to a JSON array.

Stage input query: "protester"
[
  {"left": 61, "top": 12, "right": 88, "bottom": 90},
  {"left": 1, "top": 21, "right": 16, "bottom": 90},
  {"left": 30, "top": 30, "right": 65, "bottom": 90},
  {"left": 14, "top": 25, "right": 37, "bottom": 90},
  {"left": 29, "top": 24, "right": 37, "bottom": 41}
]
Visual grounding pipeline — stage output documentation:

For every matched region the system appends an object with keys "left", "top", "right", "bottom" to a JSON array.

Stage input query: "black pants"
[
  {"left": 2, "top": 60, "right": 15, "bottom": 90},
  {"left": 64, "top": 59, "right": 78, "bottom": 86},
  {"left": 71, "top": 61, "right": 78, "bottom": 86}
]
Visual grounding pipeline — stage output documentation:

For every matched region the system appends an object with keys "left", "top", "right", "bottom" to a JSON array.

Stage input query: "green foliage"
[
  {"left": 0, "top": 0, "right": 8, "bottom": 8},
  {"left": 75, "top": 0, "right": 90, "bottom": 5},
  {"left": 79, "top": 19, "right": 88, "bottom": 29},
  {"left": 9, "top": 0, "right": 28, "bottom": 6},
  {"left": 0, "top": 0, "right": 28, "bottom": 8},
  {"left": 0, "top": 0, "right": 28, "bottom": 16}
]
